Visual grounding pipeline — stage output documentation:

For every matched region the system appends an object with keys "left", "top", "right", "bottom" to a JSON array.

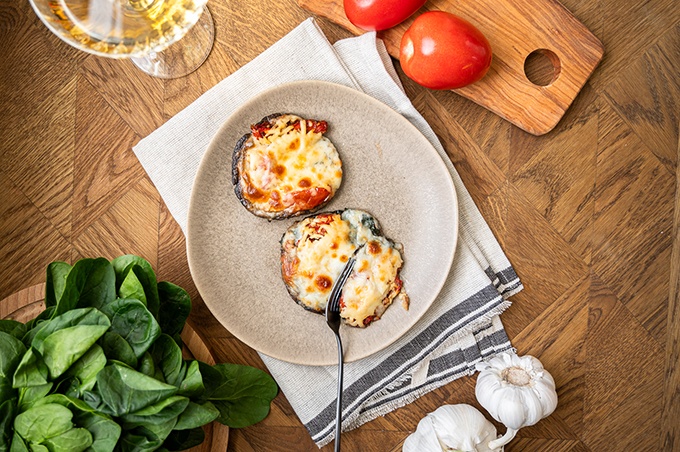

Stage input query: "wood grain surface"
[
  {"left": 298, "top": 0, "right": 604, "bottom": 135},
  {"left": 0, "top": 0, "right": 678, "bottom": 450}
]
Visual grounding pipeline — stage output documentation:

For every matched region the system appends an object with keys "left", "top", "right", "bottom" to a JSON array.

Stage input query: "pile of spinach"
[{"left": 0, "top": 255, "right": 278, "bottom": 452}]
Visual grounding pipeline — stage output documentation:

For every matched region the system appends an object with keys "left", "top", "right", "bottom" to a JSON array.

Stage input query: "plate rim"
[{"left": 186, "top": 79, "right": 459, "bottom": 365}]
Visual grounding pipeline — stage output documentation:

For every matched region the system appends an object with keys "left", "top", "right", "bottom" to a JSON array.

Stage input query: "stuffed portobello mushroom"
[
  {"left": 280, "top": 209, "right": 408, "bottom": 328},
  {"left": 232, "top": 113, "right": 343, "bottom": 220}
]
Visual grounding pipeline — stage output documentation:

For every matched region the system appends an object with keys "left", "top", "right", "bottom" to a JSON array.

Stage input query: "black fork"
[{"left": 325, "top": 245, "right": 363, "bottom": 452}]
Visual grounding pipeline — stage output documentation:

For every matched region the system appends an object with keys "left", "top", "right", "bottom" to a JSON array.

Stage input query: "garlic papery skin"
[
  {"left": 402, "top": 413, "right": 449, "bottom": 452},
  {"left": 475, "top": 352, "right": 558, "bottom": 449},
  {"left": 402, "top": 404, "right": 502, "bottom": 452}
]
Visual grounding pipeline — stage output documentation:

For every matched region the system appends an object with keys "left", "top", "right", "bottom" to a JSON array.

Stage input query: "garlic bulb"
[
  {"left": 403, "top": 404, "right": 502, "bottom": 452},
  {"left": 475, "top": 352, "right": 558, "bottom": 449}
]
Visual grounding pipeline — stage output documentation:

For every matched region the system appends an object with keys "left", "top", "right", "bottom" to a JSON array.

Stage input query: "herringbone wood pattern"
[{"left": 1, "top": 0, "right": 678, "bottom": 450}]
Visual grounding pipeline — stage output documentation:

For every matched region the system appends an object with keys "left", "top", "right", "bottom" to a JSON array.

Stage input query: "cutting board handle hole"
[{"left": 524, "top": 49, "right": 561, "bottom": 86}]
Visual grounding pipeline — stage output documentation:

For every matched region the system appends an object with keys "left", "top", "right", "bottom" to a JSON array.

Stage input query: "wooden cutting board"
[{"left": 299, "top": 0, "right": 604, "bottom": 135}]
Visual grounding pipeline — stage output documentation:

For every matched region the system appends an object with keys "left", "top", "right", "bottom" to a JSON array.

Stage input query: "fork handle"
[{"left": 334, "top": 334, "right": 343, "bottom": 452}]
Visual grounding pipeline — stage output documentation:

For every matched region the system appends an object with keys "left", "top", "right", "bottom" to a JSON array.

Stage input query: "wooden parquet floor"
[{"left": 1, "top": 0, "right": 679, "bottom": 450}]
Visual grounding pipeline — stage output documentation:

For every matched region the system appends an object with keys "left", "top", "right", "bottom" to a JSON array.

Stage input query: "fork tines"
[
  {"left": 326, "top": 245, "right": 364, "bottom": 314},
  {"left": 327, "top": 258, "right": 355, "bottom": 313}
]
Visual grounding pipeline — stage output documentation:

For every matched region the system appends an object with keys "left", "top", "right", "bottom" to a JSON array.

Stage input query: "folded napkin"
[{"left": 133, "top": 18, "right": 522, "bottom": 447}]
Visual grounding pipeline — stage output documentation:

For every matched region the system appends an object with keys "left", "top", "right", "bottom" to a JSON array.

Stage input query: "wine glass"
[{"left": 28, "top": 0, "right": 215, "bottom": 79}]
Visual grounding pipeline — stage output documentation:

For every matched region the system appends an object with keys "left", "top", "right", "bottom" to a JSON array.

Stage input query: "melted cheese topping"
[
  {"left": 239, "top": 114, "right": 342, "bottom": 215},
  {"left": 281, "top": 209, "right": 405, "bottom": 328}
]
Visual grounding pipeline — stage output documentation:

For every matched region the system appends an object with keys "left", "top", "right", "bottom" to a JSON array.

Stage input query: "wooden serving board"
[
  {"left": 299, "top": 0, "right": 605, "bottom": 135},
  {"left": 0, "top": 284, "right": 229, "bottom": 452}
]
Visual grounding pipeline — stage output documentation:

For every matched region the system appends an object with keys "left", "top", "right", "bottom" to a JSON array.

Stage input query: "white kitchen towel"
[{"left": 133, "top": 18, "right": 522, "bottom": 447}]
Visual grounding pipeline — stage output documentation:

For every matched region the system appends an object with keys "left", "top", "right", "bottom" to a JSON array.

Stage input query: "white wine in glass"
[{"left": 28, "top": 0, "right": 215, "bottom": 78}]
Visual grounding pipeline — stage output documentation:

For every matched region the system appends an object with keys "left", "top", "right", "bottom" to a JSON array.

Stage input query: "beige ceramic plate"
[{"left": 187, "top": 80, "right": 458, "bottom": 366}]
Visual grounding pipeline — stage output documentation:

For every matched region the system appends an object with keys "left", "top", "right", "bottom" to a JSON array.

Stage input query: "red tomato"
[
  {"left": 399, "top": 11, "right": 492, "bottom": 90},
  {"left": 343, "top": 0, "right": 426, "bottom": 31}
]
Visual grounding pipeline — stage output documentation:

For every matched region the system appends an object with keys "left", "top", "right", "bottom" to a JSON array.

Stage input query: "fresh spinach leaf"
[
  {"left": 101, "top": 299, "right": 160, "bottom": 359},
  {"left": 9, "top": 431, "right": 29, "bottom": 452},
  {"left": 0, "top": 333, "right": 24, "bottom": 372},
  {"left": 117, "top": 430, "right": 163, "bottom": 452},
  {"left": 50, "top": 259, "right": 115, "bottom": 317},
  {"left": 0, "top": 332, "right": 25, "bottom": 380},
  {"left": 73, "top": 411, "right": 121, "bottom": 452},
  {"left": 76, "top": 258, "right": 116, "bottom": 311},
  {"left": 118, "top": 268, "right": 147, "bottom": 307},
  {"left": 6, "top": 254, "right": 277, "bottom": 452},
  {"left": 136, "top": 353, "right": 155, "bottom": 378},
  {"left": 0, "top": 321, "right": 26, "bottom": 340},
  {"left": 121, "top": 396, "right": 189, "bottom": 427},
  {"left": 61, "top": 344, "right": 106, "bottom": 395},
  {"left": 62, "top": 377, "right": 83, "bottom": 399},
  {"left": 137, "top": 419, "right": 177, "bottom": 443},
  {"left": 17, "top": 384, "right": 52, "bottom": 413},
  {"left": 99, "top": 333, "right": 138, "bottom": 369},
  {"left": 31, "top": 393, "right": 95, "bottom": 414},
  {"left": 31, "top": 308, "right": 110, "bottom": 352},
  {"left": 111, "top": 256, "right": 159, "bottom": 319},
  {"left": 29, "top": 393, "right": 121, "bottom": 451},
  {"left": 118, "top": 265, "right": 146, "bottom": 306},
  {"left": 81, "top": 390, "right": 105, "bottom": 413},
  {"left": 21, "top": 308, "right": 110, "bottom": 384},
  {"left": 13, "top": 403, "right": 73, "bottom": 443},
  {"left": 198, "top": 362, "right": 278, "bottom": 428},
  {"left": 156, "top": 282, "right": 191, "bottom": 337},
  {"left": 173, "top": 401, "right": 219, "bottom": 430},
  {"left": 0, "top": 399, "right": 16, "bottom": 452},
  {"left": 21, "top": 309, "right": 53, "bottom": 348},
  {"left": 149, "top": 335, "right": 184, "bottom": 387},
  {"left": 12, "top": 348, "right": 49, "bottom": 388},
  {"left": 95, "top": 363, "right": 177, "bottom": 416},
  {"left": 120, "top": 417, "right": 177, "bottom": 451},
  {"left": 177, "top": 361, "right": 204, "bottom": 398},
  {"left": 41, "top": 427, "right": 92, "bottom": 452},
  {"left": 0, "top": 378, "right": 15, "bottom": 408},
  {"left": 161, "top": 427, "right": 205, "bottom": 451},
  {"left": 0, "top": 332, "right": 25, "bottom": 403},
  {"left": 45, "top": 262, "right": 71, "bottom": 309},
  {"left": 39, "top": 325, "right": 109, "bottom": 379}
]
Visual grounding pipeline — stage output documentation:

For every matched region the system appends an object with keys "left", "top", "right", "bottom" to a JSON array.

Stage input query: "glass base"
[{"left": 130, "top": 5, "right": 215, "bottom": 79}]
